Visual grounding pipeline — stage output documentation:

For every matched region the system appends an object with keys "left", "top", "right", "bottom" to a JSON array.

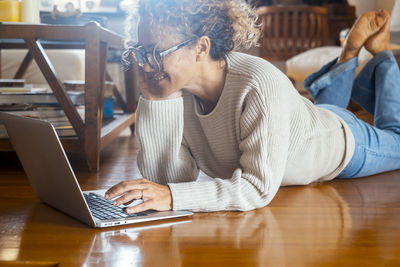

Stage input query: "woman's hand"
[
  {"left": 105, "top": 178, "right": 173, "bottom": 213},
  {"left": 137, "top": 68, "right": 182, "bottom": 100}
]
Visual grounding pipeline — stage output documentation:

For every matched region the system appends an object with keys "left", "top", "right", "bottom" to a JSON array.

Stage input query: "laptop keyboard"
[{"left": 84, "top": 192, "right": 151, "bottom": 220}]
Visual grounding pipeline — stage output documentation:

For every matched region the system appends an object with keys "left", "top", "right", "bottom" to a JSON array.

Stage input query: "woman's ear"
[{"left": 196, "top": 36, "right": 211, "bottom": 61}]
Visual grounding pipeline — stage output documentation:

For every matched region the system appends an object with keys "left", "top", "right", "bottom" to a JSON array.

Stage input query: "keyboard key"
[{"left": 84, "top": 192, "right": 150, "bottom": 220}]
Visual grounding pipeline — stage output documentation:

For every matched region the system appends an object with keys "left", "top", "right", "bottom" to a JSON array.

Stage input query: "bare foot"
[
  {"left": 365, "top": 10, "right": 391, "bottom": 55},
  {"left": 339, "top": 10, "right": 389, "bottom": 62}
]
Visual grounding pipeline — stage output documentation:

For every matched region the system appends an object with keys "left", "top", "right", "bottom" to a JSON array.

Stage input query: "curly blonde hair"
[{"left": 125, "top": 0, "right": 260, "bottom": 60}]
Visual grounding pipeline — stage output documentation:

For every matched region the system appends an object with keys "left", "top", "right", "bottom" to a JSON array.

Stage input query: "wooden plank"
[
  {"left": 292, "top": 11, "right": 298, "bottom": 54},
  {"left": 100, "top": 113, "right": 135, "bottom": 149},
  {"left": 0, "top": 139, "right": 13, "bottom": 150},
  {"left": 317, "top": 14, "right": 323, "bottom": 46},
  {"left": 106, "top": 71, "right": 128, "bottom": 113},
  {"left": 14, "top": 51, "right": 33, "bottom": 79},
  {"left": 266, "top": 14, "right": 273, "bottom": 55},
  {"left": 84, "top": 22, "right": 103, "bottom": 172},
  {"left": 24, "top": 38, "right": 85, "bottom": 139},
  {"left": 300, "top": 11, "right": 307, "bottom": 52},
  {"left": 0, "top": 23, "right": 123, "bottom": 49},
  {"left": 274, "top": 13, "right": 280, "bottom": 55},
  {"left": 283, "top": 11, "right": 289, "bottom": 55},
  {"left": 0, "top": 24, "right": 86, "bottom": 40},
  {"left": 100, "top": 26, "right": 125, "bottom": 49},
  {"left": 0, "top": 47, "right": 2, "bottom": 78},
  {"left": 0, "top": 41, "right": 85, "bottom": 50},
  {"left": 308, "top": 13, "right": 315, "bottom": 49}
]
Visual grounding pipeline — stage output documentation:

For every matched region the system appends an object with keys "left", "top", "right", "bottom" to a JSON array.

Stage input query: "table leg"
[
  {"left": 24, "top": 38, "right": 85, "bottom": 138},
  {"left": 106, "top": 71, "right": 127, "bottom": 112},
  {"left": 84, "top": 23, "right": 107, "bottom": 172},
  {"left": 0, "top": 48, "right": 2, "bottom": 78},
  {"left": 14, "top": 51, "right": 33, "bottom": 79}
]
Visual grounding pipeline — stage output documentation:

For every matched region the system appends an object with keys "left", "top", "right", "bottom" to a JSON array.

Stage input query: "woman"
[{"left": 105, "top": 0, "right": 400, "bottom": 213}]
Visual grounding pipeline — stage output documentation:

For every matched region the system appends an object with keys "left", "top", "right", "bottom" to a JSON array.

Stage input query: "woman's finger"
[
  {"left": 105, "top": 179, "right": 147, "bottom": 200},
  {"left": 125, "top": 199, "right": 154, "bottom": 214},
  {"left": 137, "top": 69, "right": 153, "bottom": 93},
  {"left": 112, "top": 189, "right": 143, "bottom": 206}
]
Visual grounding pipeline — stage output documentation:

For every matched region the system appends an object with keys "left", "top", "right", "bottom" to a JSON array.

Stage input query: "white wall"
[
  {"left": 348, "top": 0, "right": 396, "bottom": 16},
  {"left": 390, "top": 0, "right": 400, "bottom": 31},
  {"left": 348, "top": 0, "right": 375, "bottom": 16},
  {"left": 377, "top": 0, "right": 397, "bottom": 12}
]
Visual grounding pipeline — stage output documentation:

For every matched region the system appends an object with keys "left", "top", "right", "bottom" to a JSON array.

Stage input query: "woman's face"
[{"left": 137, "top": 19, "right": 198, "bottom": 98}]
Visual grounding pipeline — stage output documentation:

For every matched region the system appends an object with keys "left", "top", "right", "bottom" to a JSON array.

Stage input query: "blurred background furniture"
[
  {"left": 286, "top": 0, "right": 399, "bottom": 124},
  {"left": 0, "top": 23, "right": 137, "bottom": 172},
  {"left": 323, "top": 0, "right": 356, "bottom": 45},
  {"left": 286, "top": 47, "right": 373, "bottom": 84},
  {"left": 256, "top": 5, "right": 329, "bottom": 61},
  {"left": 252, "top": 0, "right": 357, "bottom": 45},
  {"left": 286, "top": 0, "right": 400, "bottom": 87}
]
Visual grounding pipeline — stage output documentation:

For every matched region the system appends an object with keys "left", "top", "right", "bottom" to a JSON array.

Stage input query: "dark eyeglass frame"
[{"left": 127, "top": 38, "right": 196, "bottom": 72}]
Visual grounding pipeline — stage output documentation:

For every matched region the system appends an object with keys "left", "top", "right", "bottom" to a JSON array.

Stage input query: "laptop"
[{"left": 0, "top": 112, "right": 193, "bottom": 228}]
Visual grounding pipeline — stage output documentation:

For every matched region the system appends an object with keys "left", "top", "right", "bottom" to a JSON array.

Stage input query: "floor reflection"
[
  {"left": 320, "top": 173, "right": 400, "bottom": 265},
  {"left": 4, "top": 172, "right": 400, "bottom": 266}
]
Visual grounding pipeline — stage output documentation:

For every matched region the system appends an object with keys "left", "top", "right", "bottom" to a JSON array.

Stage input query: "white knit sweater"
[{"left": 135, "top": 52, "right": 355, "bottom": 212}]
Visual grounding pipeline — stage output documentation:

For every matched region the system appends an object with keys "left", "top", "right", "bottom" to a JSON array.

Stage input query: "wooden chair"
[{"left": 256, "top": 5, "right": 329, "bottom": 61}]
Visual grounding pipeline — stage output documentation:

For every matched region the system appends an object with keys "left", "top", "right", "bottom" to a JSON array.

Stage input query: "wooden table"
[
  {"left": 1, "top": 132, "right": 400, "bottom": 266},
  {"left": 0, "top": 22, "right": 138, "bottom": 172}
]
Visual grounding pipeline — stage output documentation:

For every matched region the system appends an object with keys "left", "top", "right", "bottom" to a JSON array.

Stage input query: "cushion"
[
  {"left": 286, "top": 46, "right": 373, "bottom": 82},
  {"left": 1, "top": 49, "right": 85, "bottom": 85}
]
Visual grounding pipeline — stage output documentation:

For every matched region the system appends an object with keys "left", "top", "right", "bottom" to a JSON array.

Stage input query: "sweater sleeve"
[
  {"left": 136, "top": 97, "right": 199, "bottom": 185},
  {"left": 169, "top": 89, "right": 291, "bottom": 212}
]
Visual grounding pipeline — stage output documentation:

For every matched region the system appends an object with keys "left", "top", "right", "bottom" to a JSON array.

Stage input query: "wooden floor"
[{"left": 1, "top": 129, "right": 400, "bottom": 266}]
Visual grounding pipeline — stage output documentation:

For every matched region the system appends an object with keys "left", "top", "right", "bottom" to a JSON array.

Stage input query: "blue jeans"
[{"left": 304, "top": 51, "right": 400, "bottom": 178}]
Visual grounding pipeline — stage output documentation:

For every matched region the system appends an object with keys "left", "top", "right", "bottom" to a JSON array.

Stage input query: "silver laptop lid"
[{"left": 0, "top": 112, "right": 95, "bottom": 227}]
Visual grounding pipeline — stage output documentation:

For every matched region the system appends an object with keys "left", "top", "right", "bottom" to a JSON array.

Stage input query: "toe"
[{"left": 375, "top": 9, "right": 390, "bottom": 27}]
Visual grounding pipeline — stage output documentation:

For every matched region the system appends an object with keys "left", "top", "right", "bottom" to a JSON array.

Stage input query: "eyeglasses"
[{"left": 123, "top": 38, "right": 195, "bottom": 72}]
